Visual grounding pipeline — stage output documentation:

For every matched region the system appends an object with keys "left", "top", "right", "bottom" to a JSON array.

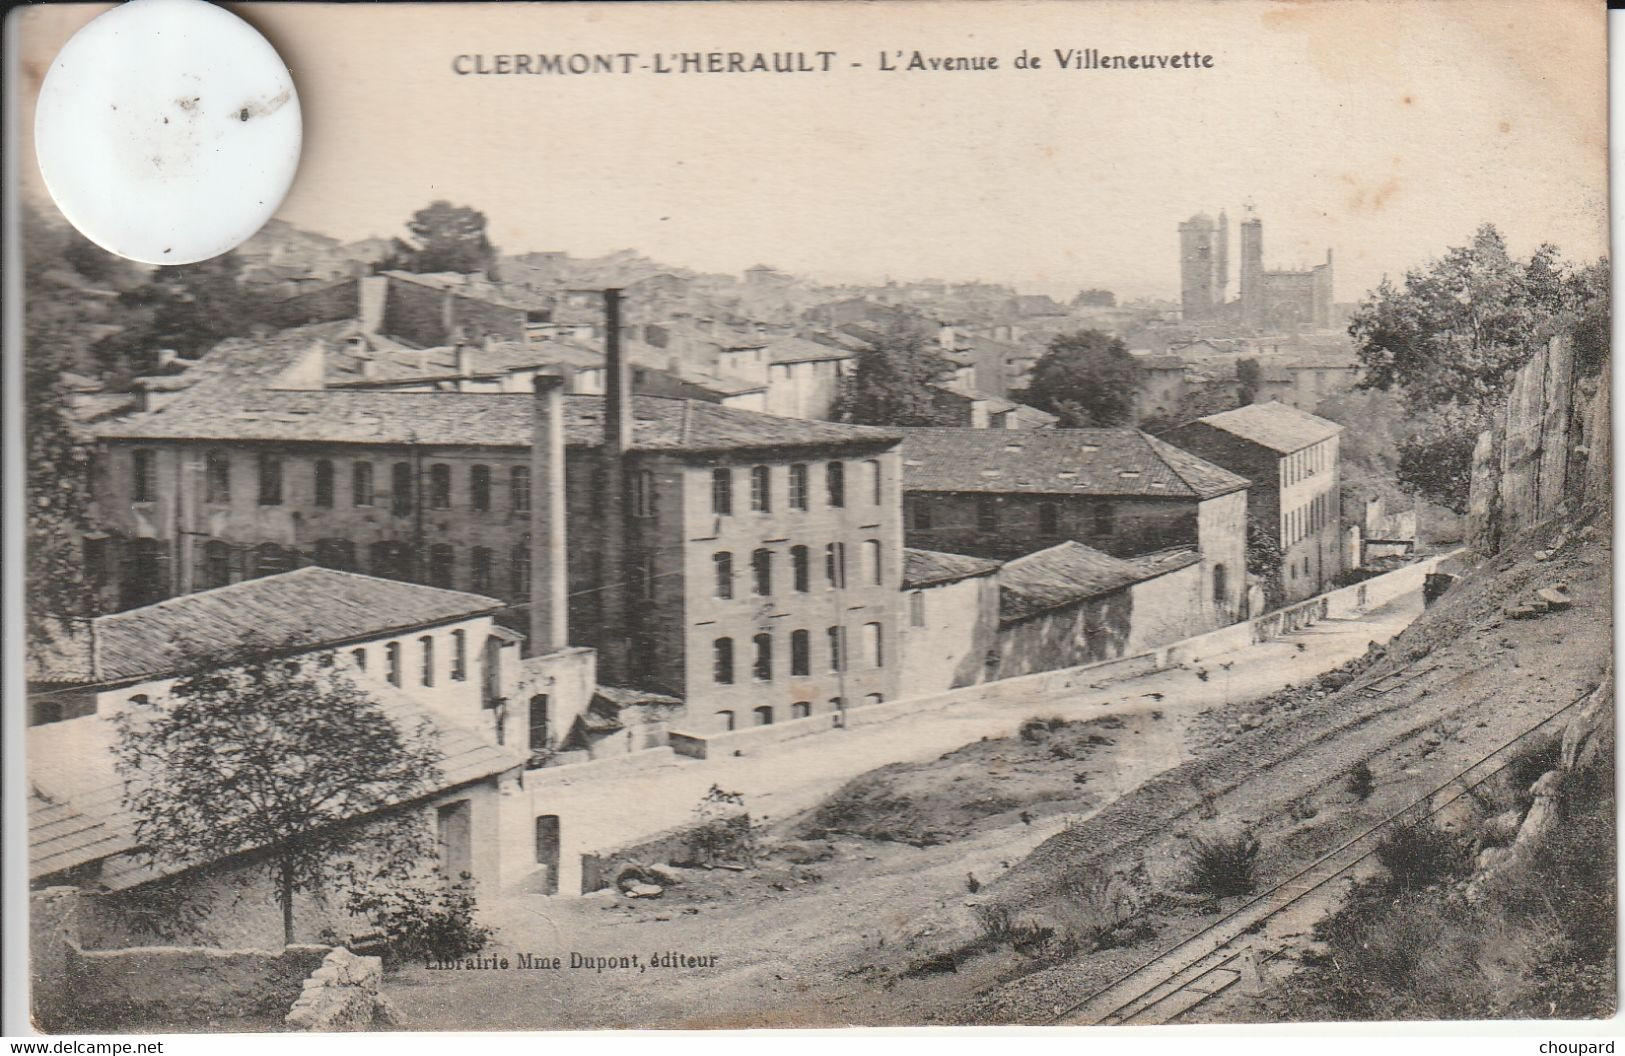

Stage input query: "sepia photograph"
[{"left": 8, "top": 0, "right": 1614, "bottom": 1036}]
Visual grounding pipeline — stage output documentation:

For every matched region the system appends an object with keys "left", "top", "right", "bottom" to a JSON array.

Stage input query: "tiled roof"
[
  {"left": 903, "top": 548, "right": 1002, "bottom": 589},
  {"left": 59, "top": 569, "right": 503, "bottom": 686},
  {"left": 28, "top": 684, "right": 525, "bottom": 888},
  {"left": 1188, "top": 402, "right": 1343, "bottom": 453},
  {"left": 100, "top": 387, "right": 898, "bottom": 453},
  {"left": 766, "top": 336, "right": 852, "bottom": 365},
  {"left": 898, "top": 428, "right": 1248, "bottom": 499},
  {"left": 998, "top": 541, "right": 1182, "bottom": 624}
]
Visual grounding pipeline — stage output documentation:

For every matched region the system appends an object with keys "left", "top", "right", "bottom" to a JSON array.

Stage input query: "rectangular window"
[
  {"left": 750, "top": 465, "right": 771, "bottom": 513},
  {"left": 632, "top": 469, "right": 656, "bottom": 518},
  {"left": 529, "top": 695, "right": 550, "bottom": 752},
  {"left": 511, "top": 545, "right": 531, "bottom": 597},
  {"left": 714, "top": 551, "right": 734, "bottom": 599},
  {"left": 826, "top": 461, "right": 845, "bottom": 508},
  {"left": 133, "top": 449, "right": 156, "bottom": 503},
  {"left": 910, "top": 591, "right": 926, "bottom": 627},
  {"left": 977, "top": 496, "right": 997, "bottom": 533},
  {"left": 353, "top": 461, "right": 374, "bottom": 506},
  {"left": 451, "top": 629, "right": 467, "bottom": 681},
  {"left": 470, "top": 465, "right": 491, "bottom": 512},
  {"left": 790, "top": 629, "right": 810, "bottom": 676},
  {"left": 386, "top": 641, "right": 402, "bottom": 687},
  {"left": 712, "top": 468, "right": 733, "bottom": 515},
  {"left": 257, "top": 454, "right": 283, "bottom": 506},
  {"left": 752, "top": 548, "right": 772, "bottom": 596},
  {"left": 204, "top": 450, "right": 230, "bottom": 503},
  {"left": 713, "top": 638, "right": 734, "bottom": 684},
  {"left": 827, "top": 625, "right": 844, "bottom": 672},
  {"left": 788, "top": 464, "right": 809, "bottom": 511},
  {"left": 511, "top": 466, "right": 530, "bottom": 513},
  {"left": 865, "top": 459, "right": 882, "bottom": 505},
  {"left": 471, "top": 547, "right": 494, "bottom": 593},
  {"left": 391, "top": 462, "right": 412, "bottom": 515},
  {"left": 420, "top": 635, "right": 435, "bottom": 686},
  {"left": 865, "top": 539, "right": 882, "bottom": 586},
  {"left": 314, "top": 460, "right": 335, "bottom": 508}
]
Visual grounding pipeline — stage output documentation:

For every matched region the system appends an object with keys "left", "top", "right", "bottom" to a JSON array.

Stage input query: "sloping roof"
[
  {"left": 1190, "top": 401, "right": 1343, "bottom": 453},
  {"left": 50, "top": 568, "right": 502, "bottom": 686},
  {"left": 898, "top": 428, "right": 1248, "bottom": 499},
  {"left": 28, "top": 684, "right": 525, "bottom": 888},
  {"left": 903, "top": 548, "right": 1002, "bottom": 590},
  {"left": 766, "top": 336, "right": 852, "bottom": 365},
  {"left": 99, "top": 389, "right": 897, "bottom": 453},
  {"left": 998, "top": 541, "right": 1186, "bottom": 624}
]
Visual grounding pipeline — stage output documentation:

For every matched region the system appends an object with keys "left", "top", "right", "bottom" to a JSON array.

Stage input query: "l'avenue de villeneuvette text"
[{"left": 450, "top": 49, "right": 1218, "bottom": 76}]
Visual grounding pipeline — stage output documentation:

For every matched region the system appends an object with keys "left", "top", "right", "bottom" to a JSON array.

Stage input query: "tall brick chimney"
[
  {"left": 598, "top": 288, "right": 631, "bottom": 680},
  {"left": 528, "top": 372, "right": 569, "bottom": 655}
]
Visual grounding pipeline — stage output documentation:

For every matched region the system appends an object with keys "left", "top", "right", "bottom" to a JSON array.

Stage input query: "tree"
[
  {"left": 1073, "top": 288, "right": 1116, "bottom": 308},
  {"left": 1395, "top": 405, "right": 1485, "bottom": 514},
  {"left": 834, "top": 316, "right": 956, "bottom": 426},
  {"left": 400, "top": 200, "right": 497, "bottom": 275},
  {"left": 1236, "top": 358, "right": 1263, "bottom": 405},
  {"left": 113, "top": 645, "right": 444, "bottom": 944},
  {"left": 1349, "top": 225, "right": 1598, "bottom": 416},
  {"left": 1016, "top": 329, "right": 1140, "bottom": 427},
  {"left": 1246, "top": 513, "right": 1285, "bottom": 612},
  {"left": 92, "top": 250, "right": 273, "bottom": 377}
]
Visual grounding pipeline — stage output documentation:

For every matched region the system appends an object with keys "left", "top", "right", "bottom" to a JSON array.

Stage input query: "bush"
[
  {"left": 1185, "top": 831, "right": 1261, "bottom": 897},
  {"left": 1374, "top": 818, "right": 1465, "bottom": 891},
  {"left": 1018, "top": 718, "right": 1052, "bottom": 744},
  {"left": 1054, "top": 870, "right": 1149, "bottom": 952},
  {"left": 347, "top": 874, "right": 494, "bottom": 967}
]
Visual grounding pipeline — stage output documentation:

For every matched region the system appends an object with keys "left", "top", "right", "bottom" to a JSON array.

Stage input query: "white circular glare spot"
[{"left": 35, "top": 0, "right": 301, "bottom": 265}]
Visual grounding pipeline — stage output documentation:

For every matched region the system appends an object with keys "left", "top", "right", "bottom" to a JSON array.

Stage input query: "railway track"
[{"left": 1052, "top": 689, "right": 1592, "bottom": 1026}]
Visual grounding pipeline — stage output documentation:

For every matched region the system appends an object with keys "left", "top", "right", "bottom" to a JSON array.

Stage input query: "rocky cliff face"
[{"left": 1468, "top": 336, "right": 1611, "bottom": 554}]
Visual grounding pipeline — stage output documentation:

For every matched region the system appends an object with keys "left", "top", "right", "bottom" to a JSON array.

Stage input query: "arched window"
[
  {"left": 790, "top": 629, "right": 810, "bottom": 676},
  {"left": 314, "top": 538, "right": 356, "bottom": 571},
  {"left": 352, "top": 461, "right": 374, "bottom": 507},
  {"left": 826, "top": 461, "right": 845, "bottom": 508},
  {"left": 471, "top": 547, "right": 494, "bottom": 592},
  {"left": 752, "top": 633, "right": 773, "bottom": 682},
  {"left": 716, "top": 709, "right": 736, "bottom": 732},
  {"left": 429, "top": 464, "right": 452, "bottom": 509},
  {"left": 202, "top": 541, "right": 232, "bottom": 588},
  {"left": 370, "top": 540, "right": 412, "bottom": 581},
  {"left": 827, "top": 625, "right": 844, "bottom": 671},
  {"left": 391, "top": 462, "right": 413, "bottom": 515},
  {"left": 791, "top": 701, "right": 811, "bottom": 720},
  {"left": 751, "top": 548, "right": 773, "bottom": 596},
  {"left": 788, "top": 464, "right": 809, "bottom": 510},
  {"left": 386, "top": 641, "right": 402, "bottom": 686},
  {"left": 864, "top": 693, "right": 884, "bottom": 706},
  {"left": 791, "top": 545, "right": 810, "bottom": 592},
  {"left": 451, "top": 629, "right": 467, "bottom": 681},
  {"left": 863, "top": 622, "right": 884, "bottom": 668},
  {"left": 253, "top": 543, "right": 291, "bottom": 578},
  {"left": 711, "top": 467, "right": 733, "bottom": 515},
  {"left": 428, "top": 544, "right": 455, "bottom": 588},
  {"left": 314, "top": 460, "right": 335, "bottom": 508},
  {"left": 713, "top": 551, "right": 734, "bottom": 599},
  {"left": 470, "top": 465, "right": 491, "bottom": 512},
  {"left": 351, "top": 647, "right": 367, "bottom": 672},
  {"left": 510, "top": 466, "right": 530, "bottom": 513},
  {"left": 204, "top": 450, "right": 231, "bottom": 503},
  {"left": 713, "top": 638, "right": 735, "bottom": 685},
  {"left": 419, "top": 635, "right": 435, "bottom": 686},
  {"left": 825, "top": 542, "right": 846, "bottom": 588},
  {"left": 753, "top": 705, "right": 774, "bottom": 727},
  {"left": 750, "top": 465, "right": 771, "bottom": 512}
]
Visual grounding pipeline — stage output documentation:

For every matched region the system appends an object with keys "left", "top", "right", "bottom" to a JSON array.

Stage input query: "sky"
[{"left": 15, "top": 1, "right": 1609, "bottom": 302}]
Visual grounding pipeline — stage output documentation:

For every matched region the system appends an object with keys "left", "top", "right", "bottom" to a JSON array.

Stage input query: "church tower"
[
  {"left": 1178, "top": 213, "right": 1217, "bottom": 321},
  {"left": 1214, "top": 209, "right": 1230, "bottom": 303}
]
